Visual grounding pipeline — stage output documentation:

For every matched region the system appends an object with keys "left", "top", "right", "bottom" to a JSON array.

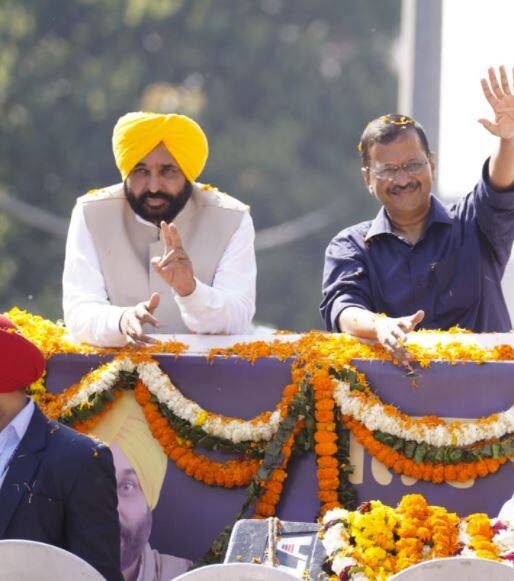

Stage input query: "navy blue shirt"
[{"left": 321, "top": 162, "right": 514, "bottom": 332}]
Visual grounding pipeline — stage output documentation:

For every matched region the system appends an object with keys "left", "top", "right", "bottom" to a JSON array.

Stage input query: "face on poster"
[{"left": 91, "top": 392, "right": 191, "bottom": 581}]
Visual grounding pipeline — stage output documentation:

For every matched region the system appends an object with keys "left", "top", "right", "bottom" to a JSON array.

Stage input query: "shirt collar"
[
  {"left": 134, "top": 213, "right": 159, "bottom": 229},
  {"left": 0, "top": 398, "right": 35, "bottom": 442},
  {"left": 364, "top": 194, "right": 453, "bottom": 241}
]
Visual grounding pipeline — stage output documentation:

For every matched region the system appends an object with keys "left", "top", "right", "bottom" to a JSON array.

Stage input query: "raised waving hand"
[{"left": 480, "top": 66, "right": 514, "bottom": 140}]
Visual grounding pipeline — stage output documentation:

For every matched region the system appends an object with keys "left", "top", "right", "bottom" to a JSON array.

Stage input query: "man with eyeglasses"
[{"left": 321, "top": 66, "right": 514, "bottom": 364}]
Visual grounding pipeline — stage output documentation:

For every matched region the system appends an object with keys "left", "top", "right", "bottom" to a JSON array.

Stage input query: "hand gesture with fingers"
[
  {"left": 119, "top": 292, "right": 160, "bottom": 344},
  {"left": 479, "top": 66, "right": 514, "bottom": 140},
  {"left": 151, "top": 221, "right": 196, "bottom": 296},
  {"left": 374, "top": 310, "right": 424, "bottom": 367}
]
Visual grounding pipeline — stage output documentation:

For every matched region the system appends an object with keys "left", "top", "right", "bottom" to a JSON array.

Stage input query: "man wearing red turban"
[
  {"left": 63, "top": 112, "right": 257, "bottom": 347},
  {"left": 0, "top": 315, "right": 123, "bottom": 581}
]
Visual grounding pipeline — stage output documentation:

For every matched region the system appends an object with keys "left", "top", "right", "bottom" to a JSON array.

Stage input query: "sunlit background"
[
  {"left": 439, "top": 0, "right": 514, "bottom": 197},
  {"left": 0, "top": 0, "right": 512, "bottom": 330}
]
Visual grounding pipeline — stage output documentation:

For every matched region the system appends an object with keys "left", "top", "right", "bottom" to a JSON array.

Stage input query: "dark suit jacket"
[{"left": 0, "top": 406, "right": 123, "bottom": 581}]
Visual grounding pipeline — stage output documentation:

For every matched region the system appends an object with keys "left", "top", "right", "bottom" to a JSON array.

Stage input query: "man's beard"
[
  {"left": 120, "top": 508, "right": 153, "bottom": 571},
  {"left": 124, "top": 181, "right": 192, "bottom": 225}
]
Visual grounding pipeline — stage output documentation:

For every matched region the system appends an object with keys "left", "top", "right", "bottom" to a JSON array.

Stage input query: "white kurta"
[{"left": 63, "top": 203, "right": 256, "bottom": 346}]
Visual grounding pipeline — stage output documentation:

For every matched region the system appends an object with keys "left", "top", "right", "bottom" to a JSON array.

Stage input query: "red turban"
[{"left": 0, "top": 315, "right": 45, "bottom": 393}]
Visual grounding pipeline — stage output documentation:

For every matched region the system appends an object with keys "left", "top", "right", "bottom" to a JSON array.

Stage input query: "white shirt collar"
[
  {"left": 134, "top": 213, "right": 159, "bottom": 229},
  {"left": 1, "top": 398, "right": 35, "bottom": 442}
]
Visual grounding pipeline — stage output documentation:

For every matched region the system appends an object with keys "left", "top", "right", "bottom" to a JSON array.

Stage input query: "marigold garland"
[
  {"left": 253, "top": 419, "right": 305, "bottom": 518},
  {"left": 334, "top": 368, "right": 514, "bottom": 450},
  {"left": 72, "top": 389, "right": 126, "bottom": 434},
  {"left": 134, "top": 380, "right": 260, "bottom": 488},
  {"left": 4, "top": 307, "right": 188, "bottom": 359},
  {"left": 312, "top": 367, "right": 341, "bottom": 517},
  {"left": 252, "top": 380, "right": 307, "bottom": 518},
  {"left": 345, "top": 415, "right": 507, "bottom": 483}
]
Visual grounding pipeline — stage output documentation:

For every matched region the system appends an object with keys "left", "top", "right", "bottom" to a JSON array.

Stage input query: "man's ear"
[{"left": 362, "top": 167, "right": 373, "bottom": 196}]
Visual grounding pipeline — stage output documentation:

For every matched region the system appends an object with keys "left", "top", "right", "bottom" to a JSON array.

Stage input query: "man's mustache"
[{"left": 389, "top": 182, "right": 419, "bottom": 195}]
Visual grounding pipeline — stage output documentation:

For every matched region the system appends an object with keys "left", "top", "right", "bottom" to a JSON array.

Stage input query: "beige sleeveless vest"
[{"left": 80, "top": 183, "right": 248, "bottom": 333}]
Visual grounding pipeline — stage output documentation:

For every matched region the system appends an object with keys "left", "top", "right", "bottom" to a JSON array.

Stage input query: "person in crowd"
[
  {"left": 321, "top": 66, "right": 514, "bottom": 364},
  {"left": 63, "top": 112, "right": 256, "bottom": 347},
  {"left": 0, "top": 315, "right": 122, "bottom": 581},
  {"left": 91, "top": 391, "right": 191, "bottom": 581}
]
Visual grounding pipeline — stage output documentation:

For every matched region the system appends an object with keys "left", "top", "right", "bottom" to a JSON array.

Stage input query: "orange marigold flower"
[
  {"left": 317, "top": 457, "right": 339, "bottom": 468},
  {"left": 314, "top": 431, "right": 337, "bottom": 443},
  {"left": 255, "top": 502, "right": 275, "bottom": 517},
  {"left": 315, "top": 399, "right": 335, "bottom": 411},
  {"left": 318, "top": 491, "right": 338, "bottom": 502},
  {"left": 266, "top": 481, "right": 283, "bottom": 494},
  {"left": 321, "top": 501, "right": 341, "bottom": 515},
  {"left": 315, "top": 411, "right": 334, "bottom": 422},
  {"left": 315, "top": 442, "right": 338, "bottom": 456},
  {"left": 319, "top": 478, "right": 339, "bottom": 491},
  {"left": 317, "top": 468, "right": 339, "bottom": 480}
]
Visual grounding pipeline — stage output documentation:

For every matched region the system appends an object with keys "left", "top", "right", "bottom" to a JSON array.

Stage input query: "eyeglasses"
[{"left": 365, "top": 160, "right": 428, "bottom": 181}]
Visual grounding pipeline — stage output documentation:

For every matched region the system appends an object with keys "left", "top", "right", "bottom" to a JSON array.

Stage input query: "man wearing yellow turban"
[
  {"left": 92, "top": 392, "right": 191, "bottom": 581},
  {"left": 63, "top": 112, "right": 256, "bottom": 346}
]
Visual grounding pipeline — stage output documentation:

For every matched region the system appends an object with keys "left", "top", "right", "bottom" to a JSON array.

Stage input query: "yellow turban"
[
  {"left": 91, "top": 391, "right": 168, "bottom": 510},
  {"left": 112, "top": 111, "right": 209, "bottom": 182}
]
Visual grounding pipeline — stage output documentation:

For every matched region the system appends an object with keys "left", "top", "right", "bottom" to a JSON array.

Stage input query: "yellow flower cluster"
[
  {"left": 396, "top": 495, "right": 432, "bottom": 570},
  {"left": 3, "top": 307, "right": 187, "bottom": 359},
  {"left": 428, "top": 505, "right": 460, "bottom": 558},
  {"left": 464, "top": 513, "right": 501, "bottom": 561},
  {"left": 326, "top": 495, "right": 465, "bottom": 579},
  {"left": 5, "top": 306, "right": 94, "bottom": 358},
  {"left": 346, "top": 501, "right": 398, "bottom": 579}
]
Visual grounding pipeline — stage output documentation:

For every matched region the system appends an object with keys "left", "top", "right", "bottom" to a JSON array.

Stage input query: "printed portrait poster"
[{"left": 92, "top": 391, "right": 193, "bottom": 581}]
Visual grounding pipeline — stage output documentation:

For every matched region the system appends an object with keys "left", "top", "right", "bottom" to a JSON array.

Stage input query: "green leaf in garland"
[
  {"left": 413, "top": 443, "right": 428, "bottom": 464},
  {"left": 434, "top": 447, "right": 445, "bottom": 463},
  {"left": 404, "top": 441, "right": 416, "bottom": 459},
  {"left": 391, "top": 439, "right": 405, "bottom": 452},
  {"left": 266, "top": 440, "right": 285, "bottom": 457},
  {"left": 480, "top": 444, "right": 493, "bottom": 458},
  {"left": 91, "top": 396, "right": 104, "bottom": 414},
  {"left": 374, "top": 431, "right": 396, "bottom": 447},
  {"left": 463, "top": 450, "right": 477, "bottom": 463},
  {"left": 501, "top": 436, "right": 514, "bottom": 456},
  {"left": 424, "top": 446, "right": 437, "bottom": 463},
  {"left": 336, "top": 414, "right": 357, "bottom": 511},
  {"left": 104, "top": 390, "right": 116, "bottom": 402},
  {"left": 492, "top": 443, "right": 505, "bottom": 459},
  {"left": 448, "top": 448, "right": 463, "bottom": 464}
]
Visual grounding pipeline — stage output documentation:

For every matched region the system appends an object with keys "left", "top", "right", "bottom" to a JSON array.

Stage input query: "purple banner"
[{"left": 45, "top": 355, "right": 514, "bottom": 565}]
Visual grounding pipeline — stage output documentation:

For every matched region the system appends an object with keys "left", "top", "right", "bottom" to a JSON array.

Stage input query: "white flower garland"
[
  {"left": 334, "top": 380, "right": 514, "bottom": 448},
  {"left": 61, "top": 356, "right": 281, "bottom": 444},
  {"left": 62, "top": 357, "right": 135, "bottom": 412},
  {"left": 136, "top": 360, "right": 281, "bottom": 443}
]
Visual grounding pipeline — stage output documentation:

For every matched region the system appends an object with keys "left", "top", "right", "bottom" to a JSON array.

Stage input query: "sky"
[{"left": 438, "top": 0, "right": 514, "bottom": 198}]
